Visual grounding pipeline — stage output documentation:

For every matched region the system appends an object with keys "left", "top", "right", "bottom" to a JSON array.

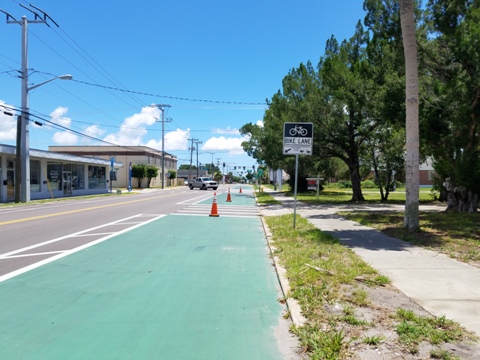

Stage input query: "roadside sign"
[
  {"left": 307, "top": 178, "right": 318, "bottom": 191},
  {"left": 283, "top": 122, "right": 313, "bottom": 155}
]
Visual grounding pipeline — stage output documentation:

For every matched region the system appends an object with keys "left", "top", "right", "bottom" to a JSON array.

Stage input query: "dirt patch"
[{"left": 329, "top": 283, "right": 480, "bottom": 359}]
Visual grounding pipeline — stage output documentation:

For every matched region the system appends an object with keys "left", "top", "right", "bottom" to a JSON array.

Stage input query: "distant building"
[
  {"left": 177, "top": 169, "right": 209, "bottom": 182},
  {"left": 419, "top": 158, "right": 436, "bottom": 187},
  {"left": 0, "top": 143, "right": 121, "bottom": 202},
  {"left": 49, "top": 146, "right": 177, "bottom": 189}
]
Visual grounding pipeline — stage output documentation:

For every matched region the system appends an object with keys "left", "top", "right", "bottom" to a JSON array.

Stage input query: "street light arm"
[{"left": 27, "top": 74, "right": 72, "bottom": 91}]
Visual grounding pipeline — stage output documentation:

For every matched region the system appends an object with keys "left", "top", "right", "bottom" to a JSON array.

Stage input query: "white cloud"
[
  {"left": 104, "top": 105, "right": 158, "bottom": 146},
  {"left": 202, "top": 135, "right": 248, "bottom": 155},
  {"left": 53, "top": 131, "right": 78, "bottom": 145},
  {"left": 0, "top": 101, "right": 17, "bottom": 141},
  {"left": 211, "top": 127, "right": 240, "bottom": 135},
  {"left": 84, "top": 124, "right": 106, "bottom": 138},
  {"left": 256, "top": 120, "right": 264, "bottom": 127},
  {"left": 145, "top": 128, "right": 190, "bottom": 151},
  {"left": 50, "top": 106, "right": 72, "bottom": 128},
  {"left": 49, "top": 106, "right": 79, "bottom": 145}
]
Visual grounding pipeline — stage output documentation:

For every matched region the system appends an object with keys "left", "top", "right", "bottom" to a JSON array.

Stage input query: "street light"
[
  {"left": 17, "top": 74, "right": 73, "bottom": 202},
  {"left": 27, "top": 74, "right": 72, "bottom": 91}
]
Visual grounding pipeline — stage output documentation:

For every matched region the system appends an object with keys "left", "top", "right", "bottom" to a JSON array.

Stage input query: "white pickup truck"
[{"left": 188, "top": 177, "right": 218, "bottom": 190}]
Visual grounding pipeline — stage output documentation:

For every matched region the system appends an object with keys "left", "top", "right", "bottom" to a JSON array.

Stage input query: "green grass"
[
  {"left": 254, "top": 190, "right": 281, "bottom": 205},
  {"left": 339, "top": 211, "right": 480, "bottom": 266},
  {"left": 265, "top": 213, "right": 381, "bottom": 358},
  {"left": 430, "top": 348, "right": 460, "bottom": 359},
  {"left": 395, "top": 309, "right": 467, "bottom": 353},
  {"left": 362, "top": 335, "right": 384, "bottom": 345},
  {"left": 293, "top": 326, "right": 346, "bottom": 360},
  {"left": 287, "top": 188, "right": 435, "bottom": 204},
  {"left": 260, "top": 190, "right": 477, "bottom": 359}
]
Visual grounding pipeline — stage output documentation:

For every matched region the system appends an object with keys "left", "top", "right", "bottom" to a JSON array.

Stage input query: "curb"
[{"left": 260, "top": 215, "right": 307, "bottom": 328}]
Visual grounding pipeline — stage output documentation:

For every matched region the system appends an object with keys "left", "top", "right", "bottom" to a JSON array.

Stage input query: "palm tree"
[{"left": 400, "top": 0, "right": 420, "bottom": 231}]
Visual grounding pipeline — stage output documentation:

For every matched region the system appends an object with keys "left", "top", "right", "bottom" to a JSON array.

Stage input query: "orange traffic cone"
[
  {"left": 239, "top": 186, "right": 242, "bottom": 193},
  {"left": 209, "top": 192, "right": 219, "bottom": 217},
  {"left": 226, "top": 188, "right": 232, "bottom": 202}
]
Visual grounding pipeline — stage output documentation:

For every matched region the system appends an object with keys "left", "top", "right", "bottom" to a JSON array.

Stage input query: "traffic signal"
[
  {"left": 234, "top": 166, "right": 236, "bottom": 170},
  {"left": 243, "top": 166, "right": 245, "bottom": 170},
  {"left": 223, "top": 162, "right": 225, "bottom": 168}
]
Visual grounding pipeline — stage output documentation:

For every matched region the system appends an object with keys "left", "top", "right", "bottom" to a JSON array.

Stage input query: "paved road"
[{"left": 0, "top": 186, "right": 300, "bottom": 359}]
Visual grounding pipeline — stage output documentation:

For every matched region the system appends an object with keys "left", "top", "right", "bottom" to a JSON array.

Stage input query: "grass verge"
[
  {"left": 289, "top": 188, "right": 436, "bottom": 204},
  {"left": 339, "top": 211, "right": 480, "bottom": 267},
  {"left": 261, "top": 191, "right": 477, "bottom": 359}
]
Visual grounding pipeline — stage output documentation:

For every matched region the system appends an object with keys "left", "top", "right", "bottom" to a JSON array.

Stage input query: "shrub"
[
  {"left": 362, "top": 180, "right": 376, "bottom": 188},
  {"left": 337, "top": 180, "right": 352, "bottom": 188}
]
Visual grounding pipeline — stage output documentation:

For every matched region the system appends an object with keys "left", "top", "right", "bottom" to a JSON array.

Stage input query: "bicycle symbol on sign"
[{"left": 289, "top": 125, "right": 308, "bottom": 136}]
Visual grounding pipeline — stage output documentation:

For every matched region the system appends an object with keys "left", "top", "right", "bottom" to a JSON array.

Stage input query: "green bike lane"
[{"left": 0, "top": 187, "right": 291, "bottom": 359}]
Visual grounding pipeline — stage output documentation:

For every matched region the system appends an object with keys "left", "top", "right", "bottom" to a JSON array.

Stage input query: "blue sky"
[{"left": 1, "top": 0, "right": 366, "bottom": 172}]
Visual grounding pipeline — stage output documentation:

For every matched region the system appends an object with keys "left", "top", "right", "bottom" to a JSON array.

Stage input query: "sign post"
[{"left": 283, "top": 122, "right": 313, "bottom": 228}]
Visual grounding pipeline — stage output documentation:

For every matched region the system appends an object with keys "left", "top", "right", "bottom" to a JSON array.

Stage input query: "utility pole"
[
  {"left": 188, "top": 138, "right": 196, "bottom": 181},
  {"left": 206, "top": 152, "right": 215, "bottom": 176},
  {"left": 151, "top": 104, "right": 171, "bottom": 189},
  {"left": 193, "top": 140, "right": 203, "bottom": 178},
  {"left": 1, "top": 4, "right": 61, "bottom": 202}
]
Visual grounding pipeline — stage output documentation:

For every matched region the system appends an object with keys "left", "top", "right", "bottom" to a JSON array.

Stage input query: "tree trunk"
[
  {"left": 349, "top": 163, "right": 365, "bottom": 202},
  {"left": 443, "top": 177, "right": 478, "bottom": 213},
  {"left": 400, "top": 0, "right": 420, "bottom": 231}
]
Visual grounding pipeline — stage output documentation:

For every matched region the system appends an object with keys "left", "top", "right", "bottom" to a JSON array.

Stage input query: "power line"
[{"left": 70, "top": 78, "right": 268, "bottom": 106}]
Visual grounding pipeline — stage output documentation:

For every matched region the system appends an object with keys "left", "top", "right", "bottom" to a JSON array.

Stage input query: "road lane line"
[
  {"left": 5, "top": 251, "right": 64, "bottom": 258},
  {"left": 0, "top": 215, "right": 142, "bottom": 257},
  {"left": 0, "top": 214, "right": 167, "bottom": 283},
  {"left": 0, "top": 193, "right": 177, "bottom": 226}
]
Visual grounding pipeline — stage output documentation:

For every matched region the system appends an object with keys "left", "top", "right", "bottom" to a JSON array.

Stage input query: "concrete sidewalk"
[{"left": 260, "top": 193, "right": 480, "bottom": 337}]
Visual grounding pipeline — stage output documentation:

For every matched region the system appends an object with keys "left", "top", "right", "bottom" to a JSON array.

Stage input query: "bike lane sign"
[{"left": 283, "top": 122, "right": 313, "bottom": 155}]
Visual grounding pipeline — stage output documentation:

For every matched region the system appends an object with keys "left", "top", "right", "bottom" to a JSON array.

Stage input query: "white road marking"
[{"left": 0, "top": 214, "right": 166, "bottom": 283}]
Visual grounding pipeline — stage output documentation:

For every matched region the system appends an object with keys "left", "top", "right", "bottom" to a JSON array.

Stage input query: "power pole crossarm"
[{"left": 0, "top": 9, "right": 18, "bottom": 22}]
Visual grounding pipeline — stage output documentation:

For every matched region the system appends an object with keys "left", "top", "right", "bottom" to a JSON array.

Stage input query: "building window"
[
  {"left": 30, "top": 160, "right": 41, "bottom": 192},
  {"left": 72, "top": 164, "right": 85, "bottom": 190},
  {"left": 47, "top": 163, "right": 62, "bottom": 191},
  {"left": 88, "top": 165, "right": 106, "bottom": 189}
]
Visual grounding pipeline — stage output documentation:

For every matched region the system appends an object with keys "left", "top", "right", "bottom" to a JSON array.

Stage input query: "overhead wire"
[
  {"left": 70, "top": 78, "right": 268, "bottom": 106},
  {"left": 2, "top": 104, "right": 180, "bottom": 157},
  {"left": 27, "top": 33, "right": 142, "bottom": 112},
  {"left": 2, "top": 0, "right": 262, "bottom": 157}
]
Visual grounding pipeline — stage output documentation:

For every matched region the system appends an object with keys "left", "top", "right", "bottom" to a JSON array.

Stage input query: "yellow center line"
[{"left": 0, "top": 193, "right": 178, "bottom": 226}]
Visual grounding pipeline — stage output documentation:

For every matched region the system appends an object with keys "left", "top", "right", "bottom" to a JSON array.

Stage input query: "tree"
[
  {"left": 213, "top": 171, "right": 223, "bottom": 182},
  {"left": 420, "top": 0, "right": 480, "bottom": 212},
  {"left": 399, "top": 0, "right": 420, "bottom": 230},
  {"left": 131, "top": 164, "right": 147, "bottom": 188},
  {"left": 317, "top": 23, "right": 378, "bottom": 201},
  {"left": 145, "top": 165, "right": 159, "bottom": 188},
  {"left": 366, "top": 125, "right": 406, "bottom": 200},
  {"left": 167, "top": 170, "right": 176, "bottom": 186},
  {"left": 178, "top": 164, "right": 197, "bottom": 170}
]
